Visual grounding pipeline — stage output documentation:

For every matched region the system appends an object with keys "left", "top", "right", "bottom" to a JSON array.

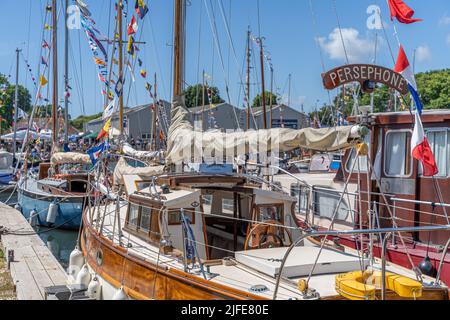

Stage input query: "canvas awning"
[
  {"left": 0, "top": 130, "right": 52, "bottom": 142},
  {"left": 84, "top": 131, "right": 99, "bottom": 139}
]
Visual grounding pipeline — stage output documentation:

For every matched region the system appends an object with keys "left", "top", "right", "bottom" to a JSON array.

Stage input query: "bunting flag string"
[
  {"left": 135, "top": 0, "right": 149, "bottom": 20},
  {"left": 19, "top": 52, "right": 38, "bottom": 88},
  {"left": 77, "top": 4, "right": 110, "bottom": 96}
]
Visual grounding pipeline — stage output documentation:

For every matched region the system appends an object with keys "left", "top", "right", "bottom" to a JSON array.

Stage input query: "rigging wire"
[{"left": 202, "top": 0, "right": 241, "bottom": 129}]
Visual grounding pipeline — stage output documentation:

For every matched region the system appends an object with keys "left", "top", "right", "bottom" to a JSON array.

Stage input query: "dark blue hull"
[
  {"left": 0, "top": 173, "right": 14, "bottom": 185},
  {"left": 17, "top": 188, "right": 84, "bottom": 230}
]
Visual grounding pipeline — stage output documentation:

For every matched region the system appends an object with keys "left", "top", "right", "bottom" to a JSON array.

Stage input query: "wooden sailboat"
[
  {"left": 17, "top": 0, "right": 90, "bottom": 230},
  {"left": 59, "top": 0, "right": 449, "bottom": 300}
]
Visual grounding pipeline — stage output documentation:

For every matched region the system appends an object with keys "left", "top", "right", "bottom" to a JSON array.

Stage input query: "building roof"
[
  {"left": 188, "top": 102, "right": 239, "bottom": 114},
  {"left": 251, "top": 104, "right": 307, "bottom": 117},
  {"left": 16, "top": 118, "right": 79, "bottom": 135},
  {"left": 87, "top": 100, "right": 171, "bottom": 125}
]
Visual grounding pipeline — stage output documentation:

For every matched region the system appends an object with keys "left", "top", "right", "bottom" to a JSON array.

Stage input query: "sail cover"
[
  {"left": 113, "top": 157, "right": 165, "bottom": 186},
  {"left": 166, "top": 96, "right": 364, "bottom": 165},
  {"left": 51, "top": 152, "right": 92, "bottom": 165},
  {"left": 122, "top": 143, "right": 163, "bottom": 161}
]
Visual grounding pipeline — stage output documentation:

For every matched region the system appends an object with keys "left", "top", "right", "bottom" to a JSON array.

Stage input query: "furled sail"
[
  {"left": 113, "top": 157, "right": 164, "bottom": 186},
  {"left": 166, "top": 96, "right": 366, "bottom": 165}
]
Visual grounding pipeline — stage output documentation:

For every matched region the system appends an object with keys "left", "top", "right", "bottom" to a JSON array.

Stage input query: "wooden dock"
[{"left": 0, "top": 202, "right": 67, "bottom": 300}]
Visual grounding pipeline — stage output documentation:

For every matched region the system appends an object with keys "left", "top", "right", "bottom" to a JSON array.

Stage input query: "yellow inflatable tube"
[{"left": 335, "top": 270, "right": 422, "bottom": 300}]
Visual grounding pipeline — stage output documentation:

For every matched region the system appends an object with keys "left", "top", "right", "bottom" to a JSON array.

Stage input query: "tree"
[
  {"left": 252, "top": 91, "right": 280, "bottom": 108},
  {"left": 0, "top": 73, "right": 32, "bottom": 128},
  {"left": 183, "top": 84, "right": 224, "bottom": 109},
  {"left": 357, "top": 69, "right": 450, "bottom": 112},
  {"left": 416, "top": 69, "right": 450, "bottom": 109}
]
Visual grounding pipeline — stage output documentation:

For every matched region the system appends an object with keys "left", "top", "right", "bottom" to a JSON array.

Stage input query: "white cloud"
[
  {"left": 317, "top": 28, "right": 376, "bottom": 63},
  {"left": 415, "top": 45, "right": 432, "bottom": 62},
  {"left": 439, "top": 14, "right": 450, "bottom": 26}
]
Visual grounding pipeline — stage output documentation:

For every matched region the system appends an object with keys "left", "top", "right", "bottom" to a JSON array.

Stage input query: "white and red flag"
[
  {"left": 127, "top": 15, "right": 138, "bottom": 35},
  {"left": 388, "top": 0, "right": 422, "bottom": 24},
  {"left": 411, "top": 112, "right": 438, "bottom": 177},
  {"left": 394, "top": 45, "right": 423, "bottom": 114}
]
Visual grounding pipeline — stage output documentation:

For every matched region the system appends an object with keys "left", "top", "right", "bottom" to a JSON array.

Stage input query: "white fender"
[
  {"left": 112, "top": 286, "right": 128, "bottom": 300},
  {"left": 46, "top": 202, "right": 59, "bottom": 224},
  {"left": 75, "top": 264, "right": 91, "bottom": 287},
  {"left": 29, "top": 209, "right": 38, "bottom": 227},
  {"left": 68, "top": 248, "right": 84, "bottom": 278},
  {"left": 87, "top": 276, "right": 101, "bottom": 300}
]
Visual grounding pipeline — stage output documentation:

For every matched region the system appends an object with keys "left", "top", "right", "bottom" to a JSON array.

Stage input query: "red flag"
[
  {"left": 127, "top": 15, "right": 138, "bottom": 35},
  {"left": 411, "top": 112, "right": 438, "bottom": 176},
  {"left": 387, "top": 0, "right": 422, "bottom": 24}
]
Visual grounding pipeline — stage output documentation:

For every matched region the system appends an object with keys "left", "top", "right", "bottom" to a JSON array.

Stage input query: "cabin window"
[
  {"left": 384, "top": 130, "right": 412, "bottom": 177},
  {"left": 419, "top": 130, "right": 449, "bottom": 177},
  {"left": 128, "top": 204, "right": 140, "bottom": 228},
  {"left": 222, "top": 198, "right": 234, "bottom": 215},
  {"left": 126, "top": 203, "right": 161, "bottom": 241},
  {"left": 168, "top": 209, "right": 195, "bottom": 225},
  {"left": 139, "top": 207, "right": 152, "bottom": 232},
  {"left": 291, "top": 183, "right": 309, "bottom": 215},
  {"left": 313, "top": 188, "right": 350, "bottom": 221}
]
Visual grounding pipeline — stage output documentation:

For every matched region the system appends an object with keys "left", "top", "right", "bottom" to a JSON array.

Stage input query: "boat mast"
[
  {"left": 258, "top": 38, "right": 267, "bottom": 129},
  {"left": 246, "top": 28, "right": 251, "bottom": 130},
  {"left": 118, "top": 1, "right": 124, "bottom": 136},
  {"left": 201, "top": 70, "right": 205, "bottom": 129},
  {"left": 173, "top": 0, "right": 186, "bottom": 98},
  {"left": 152, "top": 73, "right": 157, "bottom": 150},
  {"left": 12, "top": 48, "right": 21, "bottom": 161},
  {"left": 52, "top": 0, "right": 58, "bottom": 147},
  {"left": 64, "top": 0, "right": 69, "bottom": 143},
  {"left": 269, "top": 66, "right": 274, "bottom": 129}
]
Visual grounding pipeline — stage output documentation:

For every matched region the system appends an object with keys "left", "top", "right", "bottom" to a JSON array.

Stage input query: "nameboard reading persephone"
[{"left": 322, "top": 64, "right": 409, "bottom": 95}]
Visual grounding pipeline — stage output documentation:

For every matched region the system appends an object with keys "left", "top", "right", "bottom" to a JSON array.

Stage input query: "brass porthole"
[{"left": 96, "top": 249, "right": 103, "bottom": 266}]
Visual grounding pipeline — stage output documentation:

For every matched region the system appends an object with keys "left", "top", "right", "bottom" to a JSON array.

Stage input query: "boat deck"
[
  {"left": 92, "top": 203, "right": 442, "bottom": 300},
  {"left": 0, "top": 202, "right": 67, "bottom": 300}
]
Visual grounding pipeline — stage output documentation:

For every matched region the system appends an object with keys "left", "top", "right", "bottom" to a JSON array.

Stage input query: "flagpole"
[
  {"left": 118, "top": 1, "right": 124, "bottom": 136},
  {"left": 13, "top": 48, "right": 21, "bottom": 163},
  {"left": 64, "top": 0, "right": 69, "bottom": 144},
  {"left": 152, "top": 73, "right": 157, "bottom": 151},
  {"left": 51, "top": 0, "right": 58, "bottom": 147}
]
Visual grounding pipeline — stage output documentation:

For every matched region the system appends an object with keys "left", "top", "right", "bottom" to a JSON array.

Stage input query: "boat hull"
[
  {"left": 81, "top": 217, "right": 266, "bottom": 300},
  {"left": 17, "top": 186, "right": 84, "bottom": 230}
]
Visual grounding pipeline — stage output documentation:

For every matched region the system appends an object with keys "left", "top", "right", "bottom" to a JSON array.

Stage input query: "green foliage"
[
  {"left": 71, "top": 112, "right": 102, "bottom": 131},
  {"left": 183, "top": 84, "right": 224, "bottom": 109},
  {"left": 416, "top": 69, "right": 450, "bottom": 109},
  {"left": 0, "top": 73, "right": 31, "bottom": 129},
  {"left": 252, "top": 91, "right": 280, "bottom": 108}
]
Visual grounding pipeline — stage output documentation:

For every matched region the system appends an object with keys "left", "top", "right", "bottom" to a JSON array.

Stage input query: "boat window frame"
[
  {"left": 419, "top": 128, "right": 450, "bottom": 178},
  {"left": 167, "top": 209, "right": 195, "bottom": 225},
  {"left": 383, "top": 129, "right": 413, "bottom": 178},
  {"left": 312, "top": 187, "right": 351, "bottom": 222},
  {"left": 124, "top": 201, "right": 161, "bottom": 242},
  {"left": 290, "top": 183, "right": 309, "bottom": 216},
  {"left": 253, "top": 203, "right": 284, "bottom": 225}
]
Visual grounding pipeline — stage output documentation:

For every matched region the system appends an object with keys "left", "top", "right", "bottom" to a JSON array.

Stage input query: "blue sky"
[{"left": 0, "top": 0, "right": 449, "bottom": 118}]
